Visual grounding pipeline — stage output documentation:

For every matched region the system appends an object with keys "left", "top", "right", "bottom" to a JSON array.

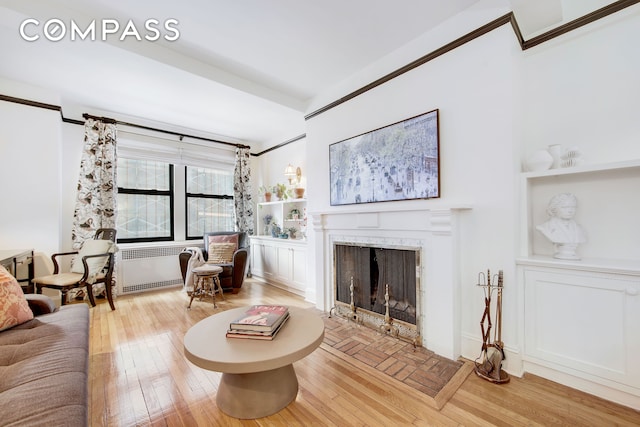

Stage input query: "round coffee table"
[{"left": 183, "top": 306, "right": 324, "bottom": 419}]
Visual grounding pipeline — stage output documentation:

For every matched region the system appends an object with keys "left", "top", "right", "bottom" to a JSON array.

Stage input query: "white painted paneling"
[{"left": 521, "top": 264, "right": 640, "bottom": 407}]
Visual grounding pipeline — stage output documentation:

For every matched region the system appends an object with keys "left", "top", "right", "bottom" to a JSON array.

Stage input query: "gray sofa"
[{"left": 0, "top": 294, "right": 89, "bottom": 426}]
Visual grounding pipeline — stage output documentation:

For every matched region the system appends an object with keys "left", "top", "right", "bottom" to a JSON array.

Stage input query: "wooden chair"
[{"left": 33, "top": 228, "right": 117, "bottom": 310}]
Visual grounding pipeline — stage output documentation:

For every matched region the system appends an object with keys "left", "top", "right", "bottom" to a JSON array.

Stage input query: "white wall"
[
  {"left": 517, "top": 5, "right": 640, "bottom": 165},
  {"left": 61, "top": 122, "right": 84, "bottom": 252},
  {"left": 0, "top": 99, "right": 63, "bottom": 275}
]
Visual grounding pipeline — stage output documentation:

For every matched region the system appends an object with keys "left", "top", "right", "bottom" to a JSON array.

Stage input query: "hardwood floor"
[{"left": 88, "top": 279, "right": 640, "bottom": 426}]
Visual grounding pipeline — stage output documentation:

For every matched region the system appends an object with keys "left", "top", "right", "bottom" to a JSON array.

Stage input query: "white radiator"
[{"left": 117, "top": 243, "right": 188, "bottom": 294}]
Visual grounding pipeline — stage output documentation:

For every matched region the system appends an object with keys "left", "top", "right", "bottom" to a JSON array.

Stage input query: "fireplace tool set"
[{"left": 475, "top": 269, "right": 509, "bottom": 383}]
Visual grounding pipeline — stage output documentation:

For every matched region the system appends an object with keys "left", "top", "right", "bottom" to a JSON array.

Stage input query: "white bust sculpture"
[{"left": 536, "top": 193, "right": 587, "bottom": 260}]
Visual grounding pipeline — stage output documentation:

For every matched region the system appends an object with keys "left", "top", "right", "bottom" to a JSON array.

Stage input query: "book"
[
  {"left": 226, "top": 312, "right": 290, "bottom": 340},
  {"left": 229, "top": 312, "right": 290, "bottom": 336},
  {"left": 229, "top": 304, "right": 289, "bottom": 332}
]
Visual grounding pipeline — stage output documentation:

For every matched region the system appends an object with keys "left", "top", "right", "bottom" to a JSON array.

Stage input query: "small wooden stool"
[{"left": 188, "top": 265, "right": 224, "bottom": 309}]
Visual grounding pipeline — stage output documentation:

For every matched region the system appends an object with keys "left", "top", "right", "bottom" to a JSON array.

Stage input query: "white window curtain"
[
  {"left": 233, "top": 147, "right": 254, "bottom": 235},
  {"left": 72, "top": 118, "right": 118, "bottom": 248}
]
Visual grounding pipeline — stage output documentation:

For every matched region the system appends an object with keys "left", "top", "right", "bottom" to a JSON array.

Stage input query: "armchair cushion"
[
  {"left": 70, "top": 239, "right": 114, "bottom": 275},
  {"left": 0, "top": 265, "right": 34, "bottom": 331},
  {"left": 207, "top": 242, "right": 236, "bottom": 264},
  {"left": 207, "top": 234, "right": 239, "bottom": 252},
  {"left": 33, "top": 272, "right": 85, "bottom": 287}
]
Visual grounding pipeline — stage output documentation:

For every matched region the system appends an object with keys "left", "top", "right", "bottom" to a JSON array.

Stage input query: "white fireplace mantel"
[{"left": 309, "top": 204, "right": 471, "bottom": 360}]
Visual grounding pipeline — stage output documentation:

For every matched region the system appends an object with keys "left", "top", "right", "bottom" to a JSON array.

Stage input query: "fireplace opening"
[{"left": 334, "top": 243, "right": 419, "bottom": 328}]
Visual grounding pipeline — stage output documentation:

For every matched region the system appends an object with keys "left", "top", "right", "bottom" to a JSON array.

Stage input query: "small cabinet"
[
  {"left": 291, "top": 246, "right": 307, "bottom": 288},
  {"left": 519, "top": 261, "right": 640, "bottom": 396},
  {"left": 275, "top": 245, "right": 307, "bottom": 289},
  {"left": 250, "top": 236, "right": 307, "bottom": 296},
  {"left": 250, "top": 242, "right": 265, "bottom": 278}
]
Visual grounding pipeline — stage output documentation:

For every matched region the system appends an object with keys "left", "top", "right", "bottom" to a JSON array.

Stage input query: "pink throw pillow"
[
  {"left": 0, "top": 265, "right": 34, "bottom": 331},
  {"left": 208, "top": 234, "right": 238, "bottom": 252}
]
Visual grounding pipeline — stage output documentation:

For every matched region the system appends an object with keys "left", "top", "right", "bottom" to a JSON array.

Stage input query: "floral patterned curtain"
[
  {"left": 233, "top": 147, "right": 254, "bottom": 235},
  {"left": 72, "top": 118, "right": 118, "bottom": 248}
]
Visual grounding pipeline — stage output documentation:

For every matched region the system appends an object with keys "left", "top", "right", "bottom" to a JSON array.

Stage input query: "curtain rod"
[{"left": 81, "top": 113, "right": 250, "bottom": 149}]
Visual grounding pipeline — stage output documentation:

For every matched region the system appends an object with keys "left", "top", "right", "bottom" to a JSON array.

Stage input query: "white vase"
[
  {"left": 525, "top": 150, "right": 554, "bottom": 172},
  {"left": 548, "top": 144, "right": 563, "bottom": 169}
]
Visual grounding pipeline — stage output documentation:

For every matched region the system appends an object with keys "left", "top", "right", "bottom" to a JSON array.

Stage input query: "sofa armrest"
[{"left": 25, "top": 294, "right": 57, "bottom": 316}]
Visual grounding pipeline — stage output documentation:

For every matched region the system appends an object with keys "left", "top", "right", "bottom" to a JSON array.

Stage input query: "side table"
[{"left": 0, "top": 249, "right": 34, "bottom": 293}]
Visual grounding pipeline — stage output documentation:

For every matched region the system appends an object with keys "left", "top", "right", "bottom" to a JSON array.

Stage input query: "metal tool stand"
[{"left": 474, "top": 269, "right": 510, "bottom": 384}]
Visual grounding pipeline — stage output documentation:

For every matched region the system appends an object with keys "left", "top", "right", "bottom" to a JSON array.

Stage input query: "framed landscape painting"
[{"left": 329, "top": 109, "right": 440, "bottom": 206}]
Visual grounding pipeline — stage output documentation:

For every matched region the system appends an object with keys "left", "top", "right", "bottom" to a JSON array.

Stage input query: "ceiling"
[
  {"left": 0, "top": 0, "right": 483, "bottom": 149},
  {"left": 0, "top": 0, "right": 619, "bottom": 150}
]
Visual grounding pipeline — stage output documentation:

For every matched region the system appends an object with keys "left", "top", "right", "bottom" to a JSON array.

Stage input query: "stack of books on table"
[{"left": 226, "top": 305, "right": 290, "bottom": 340}]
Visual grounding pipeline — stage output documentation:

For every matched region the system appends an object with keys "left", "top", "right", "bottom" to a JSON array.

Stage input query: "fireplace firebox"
[{"left": 332, "top": 243, "right": 420, "bottom": 345}]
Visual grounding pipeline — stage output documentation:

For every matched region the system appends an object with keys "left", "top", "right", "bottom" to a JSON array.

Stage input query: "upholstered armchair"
[{"left": 179, "top": 231, "right": 249, "bottom": 294}]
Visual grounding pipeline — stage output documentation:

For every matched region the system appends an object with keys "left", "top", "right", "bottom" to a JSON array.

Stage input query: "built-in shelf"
[
  {"left": 519, "top": 158, "right": 640, "bottom": 261},
  {"left": 258, "top": 198, "right": 307, "bottom": 206},
  {"left": 257, "top": 198, "right": 307, "bottom": 239},
  {"left": 516, "top": 256, "right": 640, "bottom": 276},
  {"left": 522, "top": 159, "right": 640, "bottom": 179}
]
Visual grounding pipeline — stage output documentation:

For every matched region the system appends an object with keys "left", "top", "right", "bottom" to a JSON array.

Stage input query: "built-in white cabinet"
[
  {"left": 519, "top": 261, "right": 640, "bottom": 394},
  {"left": 250, "top": 236, "right": 307, "bottom": 296},
  {"left": 517, "top": 159, "right": 640, "bottom": 407}
]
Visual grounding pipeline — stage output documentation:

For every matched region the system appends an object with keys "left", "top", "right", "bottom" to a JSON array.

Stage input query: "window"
[
  {"left": 117, "top": 159, "right": 174, "bottom": 242},
  {"left": 186, "top": 166, "right": 234, "bottom": 239}
]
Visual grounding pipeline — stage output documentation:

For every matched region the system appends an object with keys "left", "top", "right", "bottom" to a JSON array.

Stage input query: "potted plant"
[
  {"left": 294, "top": 187, "right": 305, "bottom": 199},
  {"left": 259, "top": 185, "right": 272, "bottom": 202},
  {"left": 286, "top": 227, "right": 298, "bottom": 239},
  {"left": 275, "top": 183, "right": 288, "bottom": 200}
]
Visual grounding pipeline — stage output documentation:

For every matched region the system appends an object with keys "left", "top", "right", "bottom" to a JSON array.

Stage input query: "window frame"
[
  {"left": 184, "top": 165, "right": 235, "bottom": 240},
  {"left": 116, "top": 162, "right": 175, "bottom": 244}
]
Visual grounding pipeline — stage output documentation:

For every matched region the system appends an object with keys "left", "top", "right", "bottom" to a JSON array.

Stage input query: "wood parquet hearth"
[{"left": 320, "top": 313, "right": 473, "bottom": 409}]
